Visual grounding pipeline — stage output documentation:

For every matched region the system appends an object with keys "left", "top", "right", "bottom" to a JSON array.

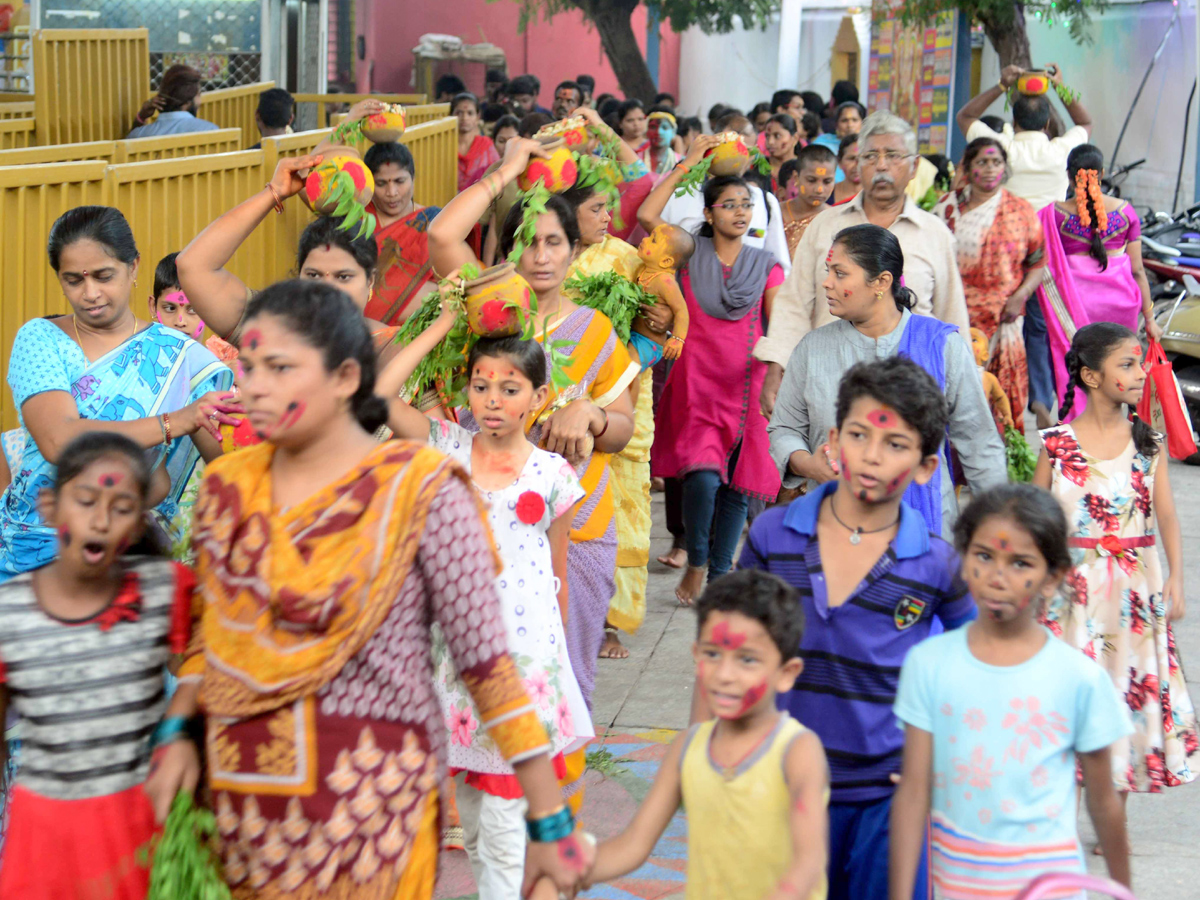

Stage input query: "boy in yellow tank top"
[{"left": 586, "top": 569, "right": 829, "bottom": 899}]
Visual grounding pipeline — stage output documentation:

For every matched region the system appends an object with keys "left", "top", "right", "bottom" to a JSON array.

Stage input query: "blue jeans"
[
  {"left": 829, "top": 795, "right": 930, "bottom": 900},
  {"left": 681, "top": 469, "right": 748, "bottom": 578},
  {"left": 1024, "top": 295, "right": 1056, "bottom": 412}
]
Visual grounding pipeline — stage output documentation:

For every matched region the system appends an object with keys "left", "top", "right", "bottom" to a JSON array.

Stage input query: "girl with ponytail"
[
  {"left": 1035, "top": 321, "right": 1198, "bottom": 798},
  {"left": 1035, "top": 145, "right": 1161, "bottom": 425}
]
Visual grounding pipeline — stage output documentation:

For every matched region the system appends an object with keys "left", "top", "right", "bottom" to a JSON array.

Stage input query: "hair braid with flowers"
[
  {"left": 1066, "top": 144, "right": 1110, "bottom": 271},
  {"left": 1061, "top": 322, "right": 1159, "bottom": 458}
]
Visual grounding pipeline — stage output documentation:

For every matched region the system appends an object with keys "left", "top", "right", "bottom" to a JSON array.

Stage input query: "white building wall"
[
  {"left": 977, "top": 0, "right": 1197, "bottom": 212},
  {"left": 676, "top": 2, "right": 867, "bottom": 122}
]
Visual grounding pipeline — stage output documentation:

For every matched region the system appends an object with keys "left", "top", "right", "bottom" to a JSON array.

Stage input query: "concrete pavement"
[{"left": 438, "top": 459, "right": 1200, "bottom": 899}]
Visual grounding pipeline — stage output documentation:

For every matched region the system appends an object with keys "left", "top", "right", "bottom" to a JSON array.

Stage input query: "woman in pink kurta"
[{"left": 647, "top": 169, "right": 784, "bottom": 604}]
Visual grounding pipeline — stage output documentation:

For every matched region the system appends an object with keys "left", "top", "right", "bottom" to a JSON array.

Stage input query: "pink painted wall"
[{"left": 356, "top": 0, "right": 679, "bottom": 101}]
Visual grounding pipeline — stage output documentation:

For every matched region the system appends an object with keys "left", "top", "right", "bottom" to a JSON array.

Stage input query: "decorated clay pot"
[
  {"left": 536, "top": 115, "right": 589, "bottom": 150},
  {"left": 705, "top": 132, "right": 751, "bottom": 176},
  {"left": 363, "top": 104, "right": 407, "bottom": 142},
  {"left": 300, "top": 146, "right": 375, "bottom": 214},
  {"left": 464, "top": 263, "right": 533, "bottom": 337},
  {"left": 516, "top": 136, "right": 579, "bottom": 193},
  {"left": 1017, "top": 70, "right": 1051, "bottom": 97}
]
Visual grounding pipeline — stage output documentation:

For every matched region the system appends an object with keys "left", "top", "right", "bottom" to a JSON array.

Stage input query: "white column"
[{"left": 776, "top": 0, "right": 803, "bottom": 90}]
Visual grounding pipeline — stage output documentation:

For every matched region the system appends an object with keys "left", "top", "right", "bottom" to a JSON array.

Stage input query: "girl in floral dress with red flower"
[
  {"left": 1035, "top": 323, "right": 1198, "bottom": 807},
  {"left": 377, "top": 333, "right": 590, "bottom": 898},
  {"left": 0, "top": 432, "right": 198, "bottom": 899}
]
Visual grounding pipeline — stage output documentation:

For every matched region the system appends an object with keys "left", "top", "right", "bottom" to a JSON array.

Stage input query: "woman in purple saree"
[{"left": 1035, "top": 144, "right": 1160, "bottom": 419}]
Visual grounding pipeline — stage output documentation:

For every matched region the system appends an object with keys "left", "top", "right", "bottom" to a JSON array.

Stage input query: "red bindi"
[
  {"left": 98, "top": 472, "right": 124, "bottom": 488},
  {"left": 866, "top": 408, "right": 892, "bottom": 428},
  {"left": 711, "top": 620, "right": 747, "bottom": 649},
  {"left": 243, "top": 328, "right": 263, "bottom": 351}
]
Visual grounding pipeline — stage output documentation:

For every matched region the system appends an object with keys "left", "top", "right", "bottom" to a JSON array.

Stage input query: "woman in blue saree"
[{"left": 0, "top": 206, "right": 237, "bottom": 580}]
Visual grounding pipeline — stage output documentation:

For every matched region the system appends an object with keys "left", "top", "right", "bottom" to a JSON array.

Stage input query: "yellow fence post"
[
  {"left": 0, "top": 118, "right": 35, "bottom": 150},
  {"left": 0, "top": 160, "right": 110, "bottom": 429},
  {"left": 32, "top": 29, "right": 151, "bottom": 145},
  {"left": 114, "top": 128, "right": 242, "bottom": 164},
  {"left": 400, "top": 117, "right": 458, "bottom": 207},
  {"left": 405, "top": 103, "right": 452, "bottom": 127}
]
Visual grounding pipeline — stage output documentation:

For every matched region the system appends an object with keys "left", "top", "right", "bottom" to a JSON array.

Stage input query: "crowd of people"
[{"left": 0, "top": 59, "right": 1194, "bottom": 900}]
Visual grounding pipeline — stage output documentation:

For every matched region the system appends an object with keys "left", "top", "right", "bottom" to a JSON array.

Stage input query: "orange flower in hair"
[{"left": 1074, "top": 169, "right": 1107, "bottom": 233}]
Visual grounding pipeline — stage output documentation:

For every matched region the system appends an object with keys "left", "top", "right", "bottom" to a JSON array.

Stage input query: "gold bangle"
[{"left": 161, "top": 412, "right": 173, "bottom": 443}]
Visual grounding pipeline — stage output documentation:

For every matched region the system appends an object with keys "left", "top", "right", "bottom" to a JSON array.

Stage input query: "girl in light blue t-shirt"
[{"left": 890, "top": 484, "right": 1132, "bottom": 900}]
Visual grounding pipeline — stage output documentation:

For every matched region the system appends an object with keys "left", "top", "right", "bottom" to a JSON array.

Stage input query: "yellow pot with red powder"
[
  {"left": 363, "top": 104, "right": 407, "bottom": 142},
  {"left": 706, "top": 132, "right": 752, "bottom": 176},
  {"left": 516, "top": 136, "right": 579, "bottom": 193},
  {"left": 1016, "top": 70, "right": 1051, "bottom": 97},
  {"left": 536, "top": 116, "right": 589, "bottom": 150},
  {"left": 300, "top": 147, "right": 375, "bottom": 215},
  {"left": 464, "top": 263, "right": 533, "bottom": 337}
]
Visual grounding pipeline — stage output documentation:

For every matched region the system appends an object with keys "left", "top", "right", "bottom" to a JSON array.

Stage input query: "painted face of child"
[
  {"left": 468, "top": 354, "right": 547, "bottom": 439},
  {"left": 1089, "top": 337, "right": 1146, "bottom": 404},
  {"left": 828, "top": 396, "right": 936, "bottom": 504},
  {"left": 963, "top": 516, "right": 1060, "bottom": 624},
  {"left": 795, "top": 162, "right": 836, "bottom": 207},
  {"left": 968, "top": 145, "right": 1006, "bottom": 193},
  {"left": 152, "top": 290, "right": 205, "bottom": 341},
  {"left": 693, "top": 610, "right": 800, "bottom": 720},
  {"left": 647, "top": 117, "right": 675, "bottom": 149},
  {"left": 43, "top": 455, "right": 145, "bottom": 574},
  {"left": 237, "top": 313, "right": 361, "bottom": 446}
]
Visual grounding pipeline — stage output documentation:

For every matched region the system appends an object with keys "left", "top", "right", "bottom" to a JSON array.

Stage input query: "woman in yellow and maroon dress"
[{"left": 165, "top": 281, "right": 587, "bottom": 899}]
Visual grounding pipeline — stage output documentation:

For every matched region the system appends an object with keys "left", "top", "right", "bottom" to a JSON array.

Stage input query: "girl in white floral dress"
[
  {"left": 1035, "top": 322, "right": 1198, "bottom": 803},
  {"left": 377, "top": 331, "right": 590, "bottom": 898}
]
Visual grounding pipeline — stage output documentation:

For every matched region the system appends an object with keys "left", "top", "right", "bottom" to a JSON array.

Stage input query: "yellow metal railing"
[
  {"left": 0, "top": 120, "right": 458, "bottom": 428},
  {"left": 0, "top": 129, "right": 243, "bottom": 166},
  {"left": 0, "top": 118, "right": 35, "bottom": 150},
  {"left": 406, "top": 103, "right": 451, "bottom": 127},
  {"left": 32, "top": 29, "right": 150, "bottom": 145},
  {"left": 292, "top": 92, "right": 426, "bottom": 129},
  {"left": 200, "top": 82, "right": 275, "bottom": 149},
  {"left": 115, "top": 128, "right": 242, "bottom": 163},
  {"left": 0, "top": 102, "right": 34, "bottom": 120}
]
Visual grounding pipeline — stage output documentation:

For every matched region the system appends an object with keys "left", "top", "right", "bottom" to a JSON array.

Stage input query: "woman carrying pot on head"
[
  {"left": 1037, "top": 144, "right": 1160, "bottom": 419},
  {"left": 0, "top": 206, "right": 236, "bottom": 580},
  {"left": 934, "top": 137, "right": 1046, "bottom": 433},
  {"left": 768, "top": 224, "right": 1005, "bottom": 536},
  {"left": 560, "top": 164, "right": 678, "bottom": 660},
  {"left": 641, "top": 136, "right": 785, "bottom": 606},
  {"left": 153, "top": 280, "right": 592, "bottom": 900},
  {"left": 363, "top": 141, "right": 442, "bottom": 326},
  {"left": 428, "top": 136, "right": 638, "bottom": 719}
]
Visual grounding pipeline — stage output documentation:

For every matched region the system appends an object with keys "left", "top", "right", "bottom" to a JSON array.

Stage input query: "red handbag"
[{"left": 1137, "top": 339, "right": 1198, "bottom": 459}]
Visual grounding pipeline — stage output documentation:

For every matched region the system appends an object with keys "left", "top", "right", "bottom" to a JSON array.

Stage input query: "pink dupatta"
[{"left": 1035, "top": 204, "right": 1091, "bottom": 422}]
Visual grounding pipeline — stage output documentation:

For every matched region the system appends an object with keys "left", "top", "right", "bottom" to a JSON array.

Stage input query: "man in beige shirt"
[{"left": 757, "top": 111, "right": 970, "bottom": 415}]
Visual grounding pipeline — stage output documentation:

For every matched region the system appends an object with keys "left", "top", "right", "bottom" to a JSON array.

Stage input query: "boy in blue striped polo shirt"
[{"left": 741, "top": 357, "right": 976, "bottom": 900}]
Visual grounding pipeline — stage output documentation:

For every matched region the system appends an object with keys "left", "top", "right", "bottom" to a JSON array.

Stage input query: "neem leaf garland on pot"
[
  {"left": 300, "top": 146, "right": 377, "bottom": 240},
  {"left": 672, "top": 132, "right": 771, "bottom": 198}
]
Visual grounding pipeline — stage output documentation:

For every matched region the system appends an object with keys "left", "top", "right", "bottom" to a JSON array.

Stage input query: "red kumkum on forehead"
[
  {"left": 866, "top": 408, "right": 893, "bottom": 428},
  {"left": 243, "top": 328, "right": 263, "bottom": 351}
]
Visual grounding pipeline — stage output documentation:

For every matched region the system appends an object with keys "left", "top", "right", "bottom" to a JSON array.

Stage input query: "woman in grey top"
[{"left": 767, "top": 225, "right": 1005, "bottom": 534}]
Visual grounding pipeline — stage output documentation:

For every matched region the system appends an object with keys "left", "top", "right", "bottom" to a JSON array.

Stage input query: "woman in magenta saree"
[{"left": 1035, "top": 145, "right": 1157, "bottom": 420}]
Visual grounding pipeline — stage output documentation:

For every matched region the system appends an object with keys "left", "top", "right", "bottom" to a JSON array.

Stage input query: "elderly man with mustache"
[{"left": 756, "top": 111, "right": 970, "bottom": 417}]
